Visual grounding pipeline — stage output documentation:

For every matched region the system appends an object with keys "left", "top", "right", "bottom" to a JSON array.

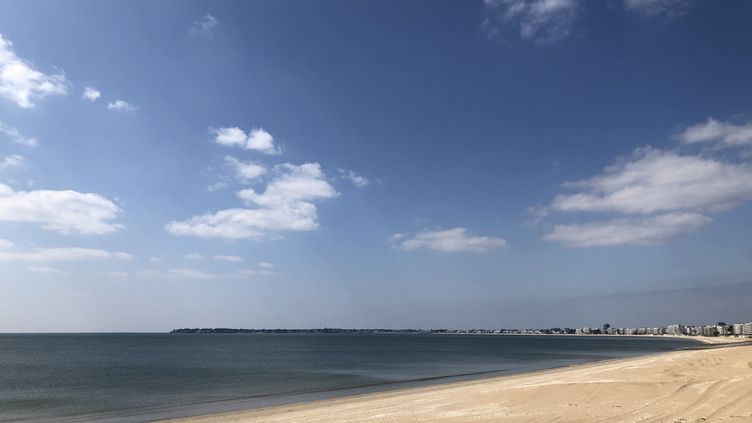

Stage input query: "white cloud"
[
  {"left": 0, "top": 246, "right": 132, "bottom": 262},
  {"left": 257, "top": 261, "right": 274, "bottom": 269},
  {"left": 543, "top": 212, "right": 710, "bottom": 247},
  {"left": 337, "top": 168, "right": 369, "bottom": 187},
  {"left": 0, "top": 183, "right": 123, "bottom": 234},
  {"left": 166, "top": 163, "right": 338, "bottom": 240},
  {"left": 0, "top": 154, "right": 24, "bottom": 170},
  {"left": 214, "top": 255, "right": 243, "bottom": 262},
  {"left": 148, "top": 257, "right": 162, "bottom": 263},
  {"left": 550, "top": 148, "right": 752, "bottom": 214},
  {"left": 624, "top": 0, "right": 690, "bottom": 18},
  {"left": 226, "top": 156, "right": 266, "bottom": 182},
  {"left": 185, "top": 253, "right": 204, "bottom": 260},
  {"left": 0, "top": 34, "right": 67, "bottom": 108},
  {"left": 246, "top": 128, "right": 278, "bottom": 154},
  {"left": 138, "top": 267, "right": 259, "bottom": 280},
  {"left": 82, "top": 86, "right": 101, "bottom": 101},
  {"left": 391, "top": 227, "right": 507, "bottom": 253},
  {"left": 237, "top": 163, "right": 338, "bottom": 207},
  {"left": 676, "top": 118, "right": 752, "bottom": 148},
  {"left": 484, "top": 0, "right": 579, "bottom": 44},
  {"left": 212, "top": 127, "right": 246, "bottom": 147},
  {"left": 166, "top": 209, "right": 272, "bottom": 240},
  {"left": 211, "top": 127, "right": 280, "bottom": 154},
  {"left": 0, "top": 122, "right": 38, "bottom": 147},
  {"left": 0, "top": 239, "right": 13, "bottom": 249},
  {"left": 107, "top": 100, "right": 137, "bottom": 111},
  {"left": 190, "top": 14, "right": 219, "bottom": 35},
  {"left": 540, "top": 143, "right": 752, "bottom": 247},
  {"left": 27, "top": 266, "right": 62, "bottom": 273}
]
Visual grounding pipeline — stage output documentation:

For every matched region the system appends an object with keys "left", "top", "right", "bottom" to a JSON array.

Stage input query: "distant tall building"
[{"left": 743, "top": 323, "right": 752, "bottom": 336}]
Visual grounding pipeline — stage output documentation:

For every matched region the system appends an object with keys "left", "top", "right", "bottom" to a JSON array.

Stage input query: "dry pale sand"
[{"left": 166, "top": 340, "right": 752, "bottom": 423}]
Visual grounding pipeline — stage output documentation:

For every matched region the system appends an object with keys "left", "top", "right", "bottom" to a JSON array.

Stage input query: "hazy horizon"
[{"left": 1, "top": 0, "right": 751, "bottom": 332}]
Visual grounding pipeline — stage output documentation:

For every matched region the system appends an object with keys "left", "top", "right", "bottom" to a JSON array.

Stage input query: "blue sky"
[{"left": 1, "top": 0, "right": 751, "bottom": 331}]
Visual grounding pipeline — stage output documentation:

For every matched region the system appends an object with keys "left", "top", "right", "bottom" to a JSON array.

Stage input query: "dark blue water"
[{"left": 0, "top": 333, "right": 700, "bottom": 422}]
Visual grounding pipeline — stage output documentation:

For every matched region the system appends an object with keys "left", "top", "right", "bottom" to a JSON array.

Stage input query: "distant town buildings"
[
  {"left": 515, "top": 322, "right": 751, "bottom": 338},
  {"left": 731, "top": 322, "right": 752, "bottom": 336},
  {"left": 427, "top": 321, "right": 752, "bottom": 338},
  {"left": 171, "top": 321, "right": 752, "bottom": 338}
]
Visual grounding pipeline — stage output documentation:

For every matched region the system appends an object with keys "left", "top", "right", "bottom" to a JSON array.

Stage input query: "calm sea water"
[{"left": 0, "top": 333, "right": 699, "bottom": 422}]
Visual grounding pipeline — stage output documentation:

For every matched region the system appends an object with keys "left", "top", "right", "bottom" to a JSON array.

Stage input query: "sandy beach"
[{"left": 166, "top": 339, "right": 752, "bottom": 423}]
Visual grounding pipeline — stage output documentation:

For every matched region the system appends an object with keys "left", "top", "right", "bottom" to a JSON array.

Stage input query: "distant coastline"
[
  {"left": 170, "top": 322, "right": 752, "bottom": 340},
  {"left": 170, "top": 328, "right": 432, "bottom": 334}
]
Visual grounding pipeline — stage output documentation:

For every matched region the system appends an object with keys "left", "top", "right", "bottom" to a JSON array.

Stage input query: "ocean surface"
[{"left": 0, "top": 333, "right": 700, "bottom": 422}]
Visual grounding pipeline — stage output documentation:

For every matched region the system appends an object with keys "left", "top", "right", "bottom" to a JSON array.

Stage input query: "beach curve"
[{"left": 162, "top": 340, "right": 752, "bottom": 423}]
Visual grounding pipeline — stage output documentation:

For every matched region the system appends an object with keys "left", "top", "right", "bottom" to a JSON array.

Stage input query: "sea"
[{"left": 0, "top": 333, "right": 700, "bottom": 422}]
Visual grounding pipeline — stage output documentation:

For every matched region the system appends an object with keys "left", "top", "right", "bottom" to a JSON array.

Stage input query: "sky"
[{"left": 0, "top": 0, "right": 751, "bottom": 332}]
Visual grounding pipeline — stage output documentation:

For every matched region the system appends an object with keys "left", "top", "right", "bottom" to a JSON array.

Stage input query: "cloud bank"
[
  {"left": 541, "top": 120, "right": 752, "bottom": 246},
  {"left": 166, "top": 163, "right": 337, "bottom": 239},
  {"left": 544, "top": 212, "right": 710, "bottom": 247},
  {"left": 677, "top": 118, "right": 752, "bottom": 149},
  {"left": 0, "top": 184, "right": 122, "bottom": 234},
  {"left": 551, "top": 148, "right": 752, "bottom": 215},
  {"left": 0, "top": 242, "right": 131, "bottom": 262}
]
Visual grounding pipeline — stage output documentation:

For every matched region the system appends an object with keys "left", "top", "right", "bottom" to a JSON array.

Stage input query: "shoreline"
[
  {"left": 163, "top": 339, "right": 752, "bottom": 423},
  {"left": 443, "top": 333, "right": 750, "bottom": 344},
  {"left": 653, "top": 334, "right": 751, "bottom": 344}
]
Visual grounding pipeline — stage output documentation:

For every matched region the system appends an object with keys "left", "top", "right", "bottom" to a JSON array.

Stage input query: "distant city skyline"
[{"left": 0, "top": 0, "right": 751, "bottom": 331}]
